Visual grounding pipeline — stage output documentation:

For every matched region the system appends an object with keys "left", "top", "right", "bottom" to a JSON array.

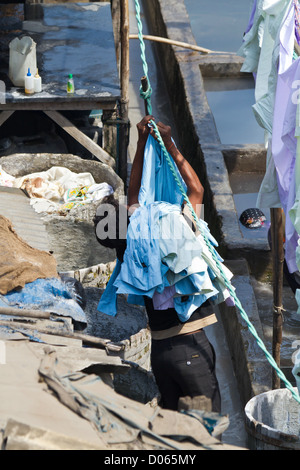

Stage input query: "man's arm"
[
  {"left": 127, "top": 115, "right": 154, "bottom": 208},
  {"left": 127, "top": 117, "right": 204, "bottom": 217},
  {"left": 155, "top": 121, "right": 204, "bottom": 217}
]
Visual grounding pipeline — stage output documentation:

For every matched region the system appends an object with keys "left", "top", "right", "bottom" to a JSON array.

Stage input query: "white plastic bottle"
[
  {"left": 67, "top": 73, "right": 75, "bottom": 94},
  {"left": 24, "top": 68, "right": 34, "bottom": 95},
  {"left": 33, "top": 69, "right": 42, "bottom": 93}
]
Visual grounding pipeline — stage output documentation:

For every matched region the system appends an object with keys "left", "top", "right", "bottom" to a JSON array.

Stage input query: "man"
[{"left": 94, "top": 115, "right": 221, "bottom": 412}]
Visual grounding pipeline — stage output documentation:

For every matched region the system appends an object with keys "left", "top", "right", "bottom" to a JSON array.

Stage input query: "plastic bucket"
[{"left": 245, "top": 388, "right": 300, "bottom": 450}]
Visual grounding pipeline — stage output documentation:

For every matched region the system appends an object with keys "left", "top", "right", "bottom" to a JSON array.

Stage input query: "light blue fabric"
[
  {"left": 114, "top": 203, "right": 173, "bottom": 293},
  {"left": 97, "top": 135, "right": 234, "bottom": 320},
  {"left": 138, "top": 135, "right": 187, "bottom": 206},
  {"left": 97, "top": 131, "right": 187, "bottom": 318},
  {"left": 113, "top": 202, "right": 225, "bottom": 320},
  {"left": 173, "top": 293, "right": 213, "bottom": 323},
  {"left": 97, "top": 258, "right": 121, "bottom": 316}
]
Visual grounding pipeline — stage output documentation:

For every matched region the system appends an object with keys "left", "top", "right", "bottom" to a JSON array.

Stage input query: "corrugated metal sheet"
[{"left": 0, "top": 186, "right": 50, "bottom": 252}]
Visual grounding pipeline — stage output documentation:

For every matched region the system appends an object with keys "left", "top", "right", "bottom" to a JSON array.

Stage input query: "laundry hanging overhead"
[{"left": 238, "top": 0, "right": 300, "bottom": 278}]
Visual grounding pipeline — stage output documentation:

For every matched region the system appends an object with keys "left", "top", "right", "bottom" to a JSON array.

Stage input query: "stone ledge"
[{"left": 219, "top": 259, "right": 272, "bottom": 407}]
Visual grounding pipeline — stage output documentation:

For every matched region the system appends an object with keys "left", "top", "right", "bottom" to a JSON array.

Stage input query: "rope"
[
  {"left": 134, "top": 0, "right": 153, "bottom": 114},
  {"left": 133, "top": 0, "right": 300, "bottom": 405}
]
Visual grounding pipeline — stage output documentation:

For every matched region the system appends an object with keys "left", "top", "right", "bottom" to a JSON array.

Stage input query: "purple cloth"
[
  {"left": 272, "top": 3, "right": 300, "bottom": 273},
  {"left": 294, "top": 0, "right": 300, "bottom": 45},
  {"left": 152, "top": 285, "right": 175, "bottom": 310}
]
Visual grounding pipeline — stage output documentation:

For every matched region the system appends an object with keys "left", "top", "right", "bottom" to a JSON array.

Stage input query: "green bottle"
[{"left": 67, "top": 73, "right": 75, "bottom": 94}]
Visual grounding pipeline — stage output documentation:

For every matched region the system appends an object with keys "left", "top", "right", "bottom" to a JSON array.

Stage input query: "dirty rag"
[{"left": 0, "top": 215, "right": 58, "bottom": 295}]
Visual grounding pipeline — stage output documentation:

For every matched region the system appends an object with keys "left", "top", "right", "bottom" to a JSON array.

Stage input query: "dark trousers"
[{"left": 151, "top": 329, "right": 221, "bottom": 412}]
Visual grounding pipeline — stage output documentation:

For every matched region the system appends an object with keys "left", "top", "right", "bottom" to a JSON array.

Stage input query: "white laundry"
[
  {"left": 12, "top": 166, "right": 113, "bottom": 214},
  {"left": 0, "top": 166, "right": 15, "bottom": 187}
]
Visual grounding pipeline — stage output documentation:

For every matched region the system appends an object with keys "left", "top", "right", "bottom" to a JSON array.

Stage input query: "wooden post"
[
  {"left": 141, "top": 76, "right": 150, "bottom": 115},
  {"left": 111, "top": 0, "right": 121, "bottom": 76},
  {"left": 118, "top": 0, "right": 130, "bottom": 187},
  {"left": 270, "top": 207, "right": 284, "bottom": 389}
]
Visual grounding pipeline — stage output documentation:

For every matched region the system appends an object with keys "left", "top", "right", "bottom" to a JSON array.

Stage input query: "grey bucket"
[{"left": 245, "top": 388, "right": 300, "bottom": 450}]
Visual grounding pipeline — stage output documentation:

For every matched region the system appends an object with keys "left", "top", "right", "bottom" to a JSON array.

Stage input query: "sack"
[{"left": 9, "top": 36, "right": 37, "bottom": 87}]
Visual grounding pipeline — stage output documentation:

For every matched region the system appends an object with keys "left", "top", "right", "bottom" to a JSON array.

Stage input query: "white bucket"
[
  {"left": 9, "top": 36, "right": 37, "bottom": 87},
  {"left": 245, "top": 388, "right": 300, "bottom": 450}
]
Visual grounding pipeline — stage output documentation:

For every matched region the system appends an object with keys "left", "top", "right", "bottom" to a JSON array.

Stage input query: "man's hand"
[
  {"left": 151, "top": 121, "right": 173, "bottom": 150},
  {"left": 137, "top": 115, "right": 154, "bottom": 144}
]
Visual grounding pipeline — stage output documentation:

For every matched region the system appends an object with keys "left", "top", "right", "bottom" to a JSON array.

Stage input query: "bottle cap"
[
  {"left": 68, "top": 73, "right": 73, "bottom": 78},
  {"left": 35, "top": 68, "right": 40, "bottom": 78},
  {"left": 27, "top": 68, "right": 31, "bottom": 76}
]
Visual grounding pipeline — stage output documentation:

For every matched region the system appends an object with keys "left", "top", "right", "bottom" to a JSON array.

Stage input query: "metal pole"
[{"left": 270, "top": 207, "right": 284, "bottom": 389}]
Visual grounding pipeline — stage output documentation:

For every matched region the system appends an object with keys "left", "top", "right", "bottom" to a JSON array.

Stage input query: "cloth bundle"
[
  {"left": 0, "top": 166, "right": 113, "bottom": 214},
  {"left": 0, "top": 277, "right": 87, "bottom": 327},
  {"left": 97, "top": 136, "right": 234, "bottom": 321},
  {"left": 0, "top": 214, "right": 87, "bottom": 326}
]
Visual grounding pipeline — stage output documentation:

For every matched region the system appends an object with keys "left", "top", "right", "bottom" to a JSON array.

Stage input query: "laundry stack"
[{"left": 98, "top": 135, "right": 234, "bottom": 319}]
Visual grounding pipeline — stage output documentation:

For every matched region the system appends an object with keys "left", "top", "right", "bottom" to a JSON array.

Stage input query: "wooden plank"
[
  {"left": 44, "top": 110, "right": 115, "bottom": 168},
  {"left": 0, "top": 319, "right": 123, "bottom": 352},
  {"left": 0, "top": 101, "right": 117, "bottom": 112}
]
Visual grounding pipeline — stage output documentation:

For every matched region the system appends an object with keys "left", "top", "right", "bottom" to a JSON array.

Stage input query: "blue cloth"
[
  {"left": 138, "top": 135, "right": 187, "bottom": 206},
  {"left": 0, "top": 277, "right": 87, "bottom": 325},
  {"left": 98, "top": 201, "right": 222, "bottom": 321},
  {"left": 114, "top": 202, "right": 179, "bottom": 295},
  {"left": 97, "top": 134, "right": 233, "bottom": 320},
  {"left": 97, "top": 258, "right": 121, "bottom": 316}
]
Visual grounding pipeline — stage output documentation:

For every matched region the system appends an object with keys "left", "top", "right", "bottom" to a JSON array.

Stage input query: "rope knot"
[{"left": 139, "top": 83, "right": 153, "bottom": 100}]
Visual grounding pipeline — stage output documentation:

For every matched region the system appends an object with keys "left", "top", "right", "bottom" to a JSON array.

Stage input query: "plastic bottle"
[
  {"left": 24, "top": 67, "right": 34, "bottom": 95},
  {"left": 67, "top": 73, "right": 75, "bottom": 94},
  {"left": 33, "top": 68, "right": 42, "bottom": 93}
]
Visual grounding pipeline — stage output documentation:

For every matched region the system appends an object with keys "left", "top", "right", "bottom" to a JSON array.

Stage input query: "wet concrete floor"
[{"left": 128, "top": 0, "right": 248, "bottom": 449}]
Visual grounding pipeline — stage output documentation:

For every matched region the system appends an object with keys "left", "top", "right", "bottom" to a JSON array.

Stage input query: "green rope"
[
  {"left": 134, "top": 0, "right": 153, "bottom": 115},
  {"left": 133, "top": 0, "right": 300, "bottom": 404}
]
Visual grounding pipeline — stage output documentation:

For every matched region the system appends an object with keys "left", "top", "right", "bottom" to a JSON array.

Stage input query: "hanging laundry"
[
  {"left": 239, "top": 0, "right": 300, "bottom": 312},
  {"left": 97, "top": 136, "right": 234, "bottom": 320},
  {"left": 294, "top": 0, "right": 300, "bottom": 44}
]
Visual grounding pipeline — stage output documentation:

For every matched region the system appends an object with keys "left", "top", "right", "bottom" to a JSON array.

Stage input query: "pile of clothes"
[
  {"left": 98, "top": 136, "right": 235, "bottom": 320},
  {"left": 0, "top": 165, "right": 113, "bottom": 215}
]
